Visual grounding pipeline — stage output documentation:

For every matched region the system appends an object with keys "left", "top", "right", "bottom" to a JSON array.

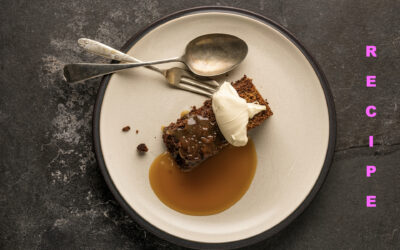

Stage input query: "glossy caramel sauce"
[
  {"left": 169, "top": 114, "right": 227, "bottom": 168},
  {"left": 149, "top": 139, "right": 257, "bottom": 216}
]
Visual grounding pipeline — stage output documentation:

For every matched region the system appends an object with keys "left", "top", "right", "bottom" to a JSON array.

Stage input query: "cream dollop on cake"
[{"left": 212, "top": 81, "right": 266, "bottom": 146}]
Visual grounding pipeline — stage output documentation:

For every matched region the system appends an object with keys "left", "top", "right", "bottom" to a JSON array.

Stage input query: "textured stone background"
[{"left": 1, "top": 0, "right": 399, "bottom": 249}]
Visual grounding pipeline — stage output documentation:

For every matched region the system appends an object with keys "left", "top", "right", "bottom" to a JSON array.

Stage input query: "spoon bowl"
[{"left": 184, "top": 33, "right": 248, "bottom": 76}]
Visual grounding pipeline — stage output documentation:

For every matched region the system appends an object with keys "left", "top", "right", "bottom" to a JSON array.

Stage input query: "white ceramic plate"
[{"left": 93, "top": 7, "right": 336, "bottom": 249}]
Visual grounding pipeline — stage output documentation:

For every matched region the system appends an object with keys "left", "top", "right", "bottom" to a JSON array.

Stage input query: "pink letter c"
[{"left": 366, "top": 106, "right": 376, "bottom": 117}]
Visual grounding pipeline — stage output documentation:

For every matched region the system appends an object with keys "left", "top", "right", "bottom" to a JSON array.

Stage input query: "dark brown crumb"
[
  {"left": 122, "top": 126, "right": 130, "bottom": 132},
  {"left": 136, "top": 130, "right": 139, "bottom": 134},
  {"left": 137, "top": 143, "right": 148, "bottom": 153}
]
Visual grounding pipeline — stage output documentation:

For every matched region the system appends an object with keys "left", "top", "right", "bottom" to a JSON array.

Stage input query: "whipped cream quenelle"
[{"left": 212, "top": 82, "right": 266, "bottom": 146}]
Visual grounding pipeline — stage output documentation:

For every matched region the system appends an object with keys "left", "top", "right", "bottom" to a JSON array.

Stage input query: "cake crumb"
[
  {"left": 137, "top": 143, "right": 148, "bottom": 153},
  {"left": 122, "top": 126, "right": 130, "bottom": 132},
  {"left": 136, "top": 130, "right": 139, "bottom": 134},
  {"left": 180, "top": 110, "right": 189, "bottom": 117}
]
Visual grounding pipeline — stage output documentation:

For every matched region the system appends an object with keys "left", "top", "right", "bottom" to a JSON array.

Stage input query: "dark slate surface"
[{"left": 1, "top": 1, "right": 399, "bottom": 249}]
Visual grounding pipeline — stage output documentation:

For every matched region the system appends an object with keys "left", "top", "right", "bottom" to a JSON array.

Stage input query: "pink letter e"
[
  {"left": 366, "top": 196, "right": 376, "bottom": 207},
  {"left": 367, "top": 76, "right": 376, "bottom": 87}
]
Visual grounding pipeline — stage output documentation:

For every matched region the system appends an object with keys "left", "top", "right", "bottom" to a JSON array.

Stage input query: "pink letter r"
[
  {"left": 366, "top": 196, "right": 376, "bottom": 207},
  {"left": 367, "top": 76, "right": 376, "bottom": 87},
  {"left": 366, "top": 106, "right": 376, "bottom": 117},
  {"left": 366, "top": 165, "right": 376, "bottom": 177},
  {"left": 366, "top": 46, "right": 377, "bottom": 57}
]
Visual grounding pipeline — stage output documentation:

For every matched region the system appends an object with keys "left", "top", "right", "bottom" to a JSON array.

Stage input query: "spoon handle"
[
  {"left": 78, "top": 38, "right": 164, "bottom": 74},
  {"left": 64, "top": 60, "right": 182, "bottom": 83}
]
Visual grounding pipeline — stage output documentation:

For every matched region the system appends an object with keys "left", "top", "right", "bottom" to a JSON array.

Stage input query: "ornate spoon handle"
[{"left": 78, "top": 38, "right": 163, "bottom": 74}]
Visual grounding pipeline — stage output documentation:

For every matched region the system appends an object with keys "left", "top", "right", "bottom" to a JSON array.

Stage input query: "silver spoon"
[
  {"left": 77, "top": 38, "right": 219, "bottom": 96},
  {"left": 63, "top": 33, "right": 248, "bottom": 82}
]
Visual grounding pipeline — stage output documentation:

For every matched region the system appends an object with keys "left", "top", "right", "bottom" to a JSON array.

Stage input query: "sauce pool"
[{"left": 149, "top": 139, "right": 257, "bottom": 216}]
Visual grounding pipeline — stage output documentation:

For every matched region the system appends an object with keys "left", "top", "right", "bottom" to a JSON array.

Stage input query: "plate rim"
[{"left": 93, "top": 6, "right": 336, "bottom": 249}]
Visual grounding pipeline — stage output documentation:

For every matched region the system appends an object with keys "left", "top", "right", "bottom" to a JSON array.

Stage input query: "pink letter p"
[{"left": 366, "top": 165, "right": 376, "bottom": 177}]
